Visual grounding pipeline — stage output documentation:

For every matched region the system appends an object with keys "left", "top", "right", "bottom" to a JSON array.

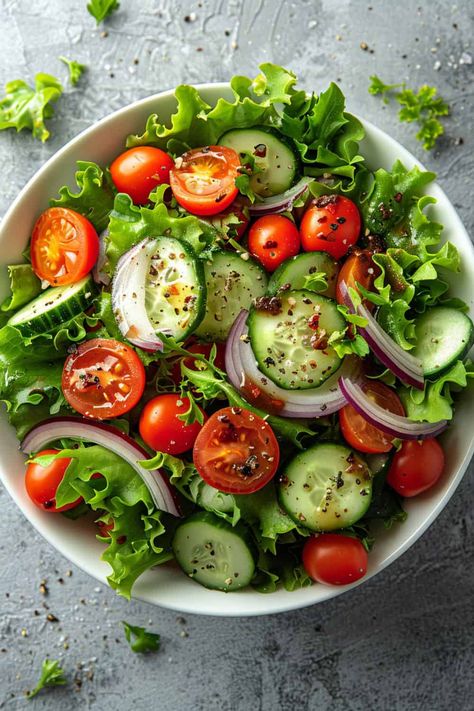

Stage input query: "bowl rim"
[{"left": 1, "top": 82, "right": 474, "bottom": 617}]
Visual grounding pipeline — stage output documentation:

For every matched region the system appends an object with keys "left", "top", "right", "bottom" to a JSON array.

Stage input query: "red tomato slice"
[
  {"left": 248, "top": 214, "right": 300, "bottom": 272},
  {"left": 302, "top": 534, "right": 368, "bottom": 585},
  {"left": 339, "top": 380, "right": 405, "bottom": 453},
  {"left": 336, "top": 249, "right": 381, "bottom": 311},
  {"left": 300, "top": 195, "right": 361, "bottom": 260},
  {"left": 62, "top": 338, "right": 146, "bottom": 419},
  {"left": 170, "top": 146, "right": 240, "bottom": 216},
  {"left": 193, "top": 406, "right": 280, "bottom": 494},
  {"left": 110, "top": 146, "right": 175, "bottom": 204},
  {"left": 387, "top": 438, "right": 445, "bottom": 497},
  {"left": 25, "top": 449, "right": 81, "bottom": 512},
  {"left": 139, "top": 393, "right": 206, "bottom": 455},
  {"left": 31, "top": 207, "right": 99, "bottom": 286}
]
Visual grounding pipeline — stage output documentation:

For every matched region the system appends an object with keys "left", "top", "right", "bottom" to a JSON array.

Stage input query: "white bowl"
[{"left": 1, "top": 84, "right": 473, "bottom": 617}]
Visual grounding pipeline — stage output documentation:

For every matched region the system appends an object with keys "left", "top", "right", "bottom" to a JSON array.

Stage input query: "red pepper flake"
[
  {"left": 310, "top": 330, "right": 328, "bottom": 350},
  {"left": 253, "top": 143, "right": 267, "bottom": 158},
  {"left": 394, "top": 192, "right": 403, "bottom": 203},
  {"left": 307, "top": 313, "right": 320, "bottom": 330},
  {"left": 314, "top": 194, "right": 339, "bottom": 208}
]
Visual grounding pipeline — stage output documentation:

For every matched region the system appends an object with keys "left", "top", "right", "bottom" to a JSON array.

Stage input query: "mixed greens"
[{"left": 0, "top": 64, "right": 472, "bottom": 598}]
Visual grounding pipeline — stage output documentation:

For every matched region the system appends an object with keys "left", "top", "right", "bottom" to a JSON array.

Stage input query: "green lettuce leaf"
[
  {"left": 398, "top": 360, "right": 474, "bottom": 422},
  {"left": 122, "top": 621, "right": 160, "bottom": 653},
  {"left": 45, "top": 445, "right": 177, "bottom": 598},
  {"left": 126, "top": 63, "right": 296, "bottom": 151},
  {"left": 0, "top": 73, "right": 63, "bottom": 142},
  {"left": 87, "top": 0, "right": 119, "bottom": 24},
  {"left": 104, "top": 191, "right": 217, "bottom": 274},
  {"left": 27, "top": 659, "right": 67, "bottom": 699},
  {"left": 50, "top": 160, "right": 115, "bottom": 233},
  {"left": 1, "top": 264, "right": 41, "bottom": 313},
  {"left": 59, "top": 57, "right": 86, "bottom": 86}
]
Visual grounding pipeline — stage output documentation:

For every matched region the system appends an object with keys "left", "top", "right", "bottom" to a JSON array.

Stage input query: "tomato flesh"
[
  {"left": 387, "top": 438, "right": 445, "bottom": 497},
  {"left": 31, "top": 207, "right": 99, "bottom": 286},
  {"left": 248, "top": 215, "right": 300, "bottom": 272},
  {"left": 110, "top": 146, "right": 174, "bottom": 204},
  {"left": 62, "top": 338, "right": 146, "bottom": 420},
  {"left": 302, "top": 534, "right": 368, "bottom": 586},
  {"left": 193, "top": 406, "right": 280, "bottom": 494},
  {"left": 139, "top": 393, "right": 206, "bottom": 455},
  {"left": 336, "top": 249, "right": 381, "bottom": 310},
  {"left": 170, "top": 145, "right": 240, "bottom": 216},
  {"left": 339, "top": 380, "right": 405, "bottom": 453},
  {"left": 300, "top": 195, "right": 361, "bottom": 260},
  {"left": 25, "top": 449, "right": 81, "bottom": 512}
]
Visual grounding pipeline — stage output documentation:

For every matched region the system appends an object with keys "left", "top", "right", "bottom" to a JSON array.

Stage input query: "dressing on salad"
[{"left": 1, "top": 64, "right": 472, "bottom": 597}]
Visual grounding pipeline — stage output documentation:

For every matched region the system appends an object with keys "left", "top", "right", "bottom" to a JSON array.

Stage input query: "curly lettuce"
[{"left": 0, "top": 73, "right": 63, "bottom": 142}]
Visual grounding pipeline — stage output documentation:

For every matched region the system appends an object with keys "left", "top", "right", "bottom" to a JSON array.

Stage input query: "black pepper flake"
[
  {"left": 46, "top": 613, "right": 59, "bottom": 623},
  {"left": 329, "top": 223, "right": 338, "bottom": 231},
  {"left": 336, "top": 216, "right": 346, "bottom": 224}
]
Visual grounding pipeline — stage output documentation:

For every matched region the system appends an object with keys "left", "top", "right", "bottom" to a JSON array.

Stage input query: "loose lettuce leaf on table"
[
  {"left": 0, "top": 73, "right": 63, "bottom": 142},
  {"left": 59, "top": 57, "right": 86, "bottom": 86},
  {"left": 50, "top": 160, "right": 115, "bottom": 233}
]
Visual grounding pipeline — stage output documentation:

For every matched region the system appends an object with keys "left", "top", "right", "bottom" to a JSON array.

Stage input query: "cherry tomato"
[
  {"left": 209, "top": 200, "right": 249, "bottom": 241},
  {"left": 139, "top": 393, "right": 206, "bottom": 455},
  {"left": 339, "top": 380, "right": 405, "bottom": 454},
  {"left": 248, "top": 215, "right": 300, "bottom": 272},
  {"left": 62, "top": 338, "right": 146, "bottom": 420},
  {"left": 302, "top": 534, "right": 368, "bottom": 586},
  {"left": 193, "top": 406, "right": 280, "bottom": 494},
  {"left": 25, "top": 449, "right": 81, "bottom": 512},
  {"left": 170, "top": 342, "right": 226, "bottom": 386},
  {"left": 387, "top": 438, "right": 445, "bottom": 497},
  {"left": 300, "top": 195, "right": 361, "bottom": 260},
  {"left": 110, "top": 146, "right": 174, "bottom": 204},
  {"left": 170, "top": 146, "right": 240, "bottom": 216},
  {"left": 336, "top": 249, "right": 380, "bottom": 310},
  {"left": 31, "top": 207, "right": 99, "bottom": 286}
]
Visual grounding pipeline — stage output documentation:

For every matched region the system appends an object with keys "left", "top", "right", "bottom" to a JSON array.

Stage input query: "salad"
[{"left": 1, "top": 64, "right": 472, "bottom": 597}]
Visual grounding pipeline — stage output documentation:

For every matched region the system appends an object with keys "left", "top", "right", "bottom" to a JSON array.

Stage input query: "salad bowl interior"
[{"left": 1, "top": 83, "right": 473, "bottom": 617}]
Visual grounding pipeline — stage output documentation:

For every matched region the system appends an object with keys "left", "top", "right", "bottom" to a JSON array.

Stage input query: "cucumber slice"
[
  {"left": 144, "top": 237, "right": 206, "bottom": 341},
  {"left": 196, "top": 483, "right": 236, "bottom": 515},
  {"left": 268, "top": 252, "right": 340, "bottom": 299},
  {"left": 194, "top": 250, "right": 268, "bottom": 341},
  {"left": 278, "top": 443, "right": 372, "bottom": 532},
  {"left": 411, "top": 306, "right": 474, "bottom": 376},
  {"left": 172, "top": 511, "right": 256, "bottom": 591},
  {"left": 247, "top": 289, "right": 345, "bottom": 390},
  {"left": 7, "top": 276, "right": 96, "bottom": 337},
  {"left": 219, "top": 127, "right": 299, "bottom": 197}
]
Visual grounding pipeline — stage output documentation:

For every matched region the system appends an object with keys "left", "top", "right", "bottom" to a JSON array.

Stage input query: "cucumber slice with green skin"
[
  {"left": 278, "top": 443, "right": 372, "bottom": 532},
  {"left": 219, "top": 127, "right": 299, "bottom": 198},
  {"left": 247, "top": 289, "right": 346, "bottom": 390},
  {"left": 172, "top": 511, "right": 256, "bottom": 591},
  {"left": 410, "top": 306, "right": 474, "bottom": 376},
  {"left": 144, "top": 237, "right": 206, "bottom": 341},
  {"left": 196, "top": 483, "right": 236, "bottom": 515},
  {"left": 7, "top": 275, "right": 96, "bottom": 337},
  {"left": 267, "top": 252, "right": 340, "bottom": 299},
  {"left": 194, "top": 250, "right": 268, "bottom": 342}
]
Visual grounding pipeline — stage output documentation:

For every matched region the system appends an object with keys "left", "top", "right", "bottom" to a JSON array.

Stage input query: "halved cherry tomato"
[
  {"left": 62, "top": 338, "right": 146, "bottom": 419},
  {"left": 193, "top": 406, "right": 280, "bottom": 494},
  {"left": 387, "top": 438, "right": 445, "bottom": 497},
  {"left": 339, "top": 380, "right": 405, "bottom": 454},
  {"left": 170, "top": 146, "right": 240, "bottom": 216},
  {"left": 300, "top": 195, "right": 361, "bottom": 259},
  {"left": 139, "top": 393, "right": 206, "bottom": 455},
  {"left": 31, "top": 207, "right": 99, "bottom": 286},
  {"left": 110, "top": 146, "right": 174, "bottom": 204},
  {"left": 248, "top": 215, "right": 300, "bottom": 272},
  {"left": 170, "top": 342, "right": 226, "bottom": 386},
  {"left": 25, "top": 449, "right": 81, "bottom": 512},
  {"left": 336, "top": 249, "right": 381, "bottom": 310},
  {"left": 302, "top": 534, "right": 368, "bottom": 586}
]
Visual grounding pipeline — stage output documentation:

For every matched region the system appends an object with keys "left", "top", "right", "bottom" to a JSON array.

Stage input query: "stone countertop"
[{"left": 0, "top": 1, "right": 473, "bottom": 709}]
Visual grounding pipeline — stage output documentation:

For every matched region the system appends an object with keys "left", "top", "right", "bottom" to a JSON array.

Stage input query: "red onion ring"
[
  {"left": 111, "top": 238, "right": 168, "bottom": 352},
  {"left": 339, "top": 280, "right": 424, "bottom": 390},
  {"left": 225, "top": 310, "right": 357, "bottom": 417},
  {"left": 339, "top": 376, "right": 447, "bottom": 440},
  {"left": 248, "top": 178, "right": 312, "bottom": 216},
  {"left": 21, "top": 417, "right": 181, "bottom": 517}
]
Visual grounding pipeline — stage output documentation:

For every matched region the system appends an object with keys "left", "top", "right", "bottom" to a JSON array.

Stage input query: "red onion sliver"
[
  {"left": 21, "top": 417, "right": 181, "bottom": 517},
  {"left": 339, "top": 280, "right": 424, "bottom": 389},
  {"left": 248, "top": 178, "right": 312, "bottom": 216},
  {"left": 339, "top": 376, "right": 447, "bottom": 440}
]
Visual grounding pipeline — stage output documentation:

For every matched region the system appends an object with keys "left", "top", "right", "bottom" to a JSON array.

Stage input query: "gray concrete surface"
[{"left": 0, "top": 0, "right": 473, "bottom": 708}]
